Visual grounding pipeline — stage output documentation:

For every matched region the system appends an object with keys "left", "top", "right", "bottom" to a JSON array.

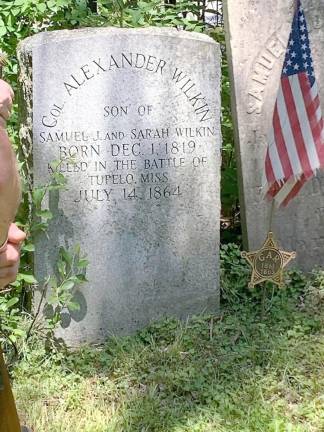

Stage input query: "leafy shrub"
[
  {"left": 305, "top": 269, "right": 324, "bottom": 308},
  {"left": 220, "top": 243, "right": 250, "bottom": 302}
]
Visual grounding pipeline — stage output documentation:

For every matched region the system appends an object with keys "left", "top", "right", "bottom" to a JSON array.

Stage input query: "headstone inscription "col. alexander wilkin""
[{"left": 18, "top": 27, "right": 221, "bottom": 345}]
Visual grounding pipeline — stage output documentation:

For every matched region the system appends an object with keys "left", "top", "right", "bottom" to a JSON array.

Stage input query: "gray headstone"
[
  {"left": 18, "top": 28, "right": 221, "bottom": 345},
  {"left": 224, "top": 0, "right": 324, "bottom": 270}
]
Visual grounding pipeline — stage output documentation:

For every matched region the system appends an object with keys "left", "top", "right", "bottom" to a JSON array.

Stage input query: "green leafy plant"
[
  {"left": 42, "top": 245, "right": 88, "bottom": 334},
  {"left": 220, "top": 243, "right": 250, "bottom": 302},
  {"left": 0, "top": 162, "right": 88, "bottom": 357},
  {"left": 0, "top": 295, "right": 25, "bottom": 350},
  {"left": 304, "top": 269, "right": 324, "bottom": 309}
]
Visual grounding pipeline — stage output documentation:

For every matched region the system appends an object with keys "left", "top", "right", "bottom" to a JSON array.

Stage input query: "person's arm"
[{"left": 0, "top": 79, "right": 20, "bottom": 246}]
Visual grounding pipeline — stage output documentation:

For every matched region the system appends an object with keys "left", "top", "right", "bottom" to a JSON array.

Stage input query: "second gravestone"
[
  {"left": 18, "top": 28, "right": 221, "bottom": 345},
  {"left": 224, "top": 0, "right": 324, "bottom": 271}
]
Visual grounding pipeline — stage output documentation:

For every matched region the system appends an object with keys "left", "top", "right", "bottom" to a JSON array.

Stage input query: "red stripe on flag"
[
  {"left": 281, "top": 76, "right": 313, "bottom": 177},
  {"left": 273, "top": 101, "right": 294, "bottom": 178},
  {"left": 266, "top": 180, "right": 283, "bottom": 200},
  {"left": 281, "top": 176, "right": 307, "bottom": 207},
  {"left": 312, "top": 95, "right": 320, "bottom": 112},
  {"left": 265, "top": 149, "right": 276, "bottom": 183}
]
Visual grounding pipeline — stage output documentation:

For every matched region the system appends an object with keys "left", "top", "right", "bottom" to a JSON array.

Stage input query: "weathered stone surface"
[
  {"left": 224, "top": 0, "right": 324, "bottom": 270},
  {"left": 18, "top": 27, "right": 221, "bottom": 345}
]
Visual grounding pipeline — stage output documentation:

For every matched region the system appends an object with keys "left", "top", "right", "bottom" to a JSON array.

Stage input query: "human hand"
[
  {"left": 0, "top": 79, "right": 14, "bottom": 128},
  {"left": 0, "top": 223, "right": 26, "bottom": 290}
]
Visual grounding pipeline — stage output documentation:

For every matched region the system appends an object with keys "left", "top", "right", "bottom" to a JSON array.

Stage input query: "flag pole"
[{"left": 268, "top": 200, "right": 275, "bottom": 232}]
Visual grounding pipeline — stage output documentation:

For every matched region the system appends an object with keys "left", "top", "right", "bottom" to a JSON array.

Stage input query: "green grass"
[{"left": 12, "top": 282, "right": 324, "bottom": 432}]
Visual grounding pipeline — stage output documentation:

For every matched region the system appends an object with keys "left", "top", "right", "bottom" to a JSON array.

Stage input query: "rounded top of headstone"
[{"left": 18, "top": 27, "right": 218, "bottom": 53}]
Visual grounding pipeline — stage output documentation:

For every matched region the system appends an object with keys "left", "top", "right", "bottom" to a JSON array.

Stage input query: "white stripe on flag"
[
  {"left": 277, "top": 84, "right": 303, "bottom": 175},
  {"left": 311, "top": 83, "right": 323, "bottom": 123},
  {"left": 316, "top": 106, "right": 322, "bottom": 123},
  {"left": 309, "top": 83, "right": 324, "bottom": 149},
  {"left": 273, "top": 179, "right": 295, "bottom": 206},
  {"left": 289, "top": 75, "right": 320, "bottom": 171},
  {"left": 268, "top": 126, "right": 285, "bottom": 180},
  {"left": 311, "top": 81, "right": 320, "bottom": 99}
]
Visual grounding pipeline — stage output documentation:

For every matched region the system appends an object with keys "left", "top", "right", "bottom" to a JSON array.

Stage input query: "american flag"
[{"left": 264, "top": 0, "right": 324, "bottom": 207}]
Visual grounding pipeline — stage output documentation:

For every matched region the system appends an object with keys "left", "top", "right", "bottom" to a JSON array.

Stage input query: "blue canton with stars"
[{"left": 282, "top": 0, "right": 315, "bottom": 86}]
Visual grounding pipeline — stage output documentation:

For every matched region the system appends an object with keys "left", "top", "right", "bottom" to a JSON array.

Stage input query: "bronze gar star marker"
[{"left": 242, "top": 232, "right": 296, "bottom": 288}]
